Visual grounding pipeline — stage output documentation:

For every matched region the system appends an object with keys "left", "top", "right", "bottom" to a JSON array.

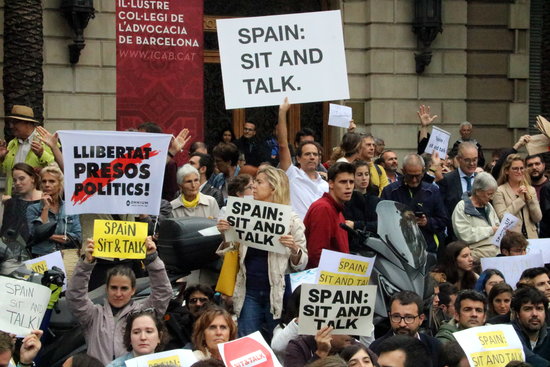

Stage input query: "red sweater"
[{"left": 303, "top": 192, "right": 349, "bottom": 269}]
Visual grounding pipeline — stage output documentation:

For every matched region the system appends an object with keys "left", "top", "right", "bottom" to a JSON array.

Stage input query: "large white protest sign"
[
  {"left": 424, "top": 126, "right": 451, "bottom": 157},
  {"left": 217, "top": 11, "right": 349, "bottom": 109},
  {"left": 492, "top": 213, "right": 519, "bottom": 247},
  {"left": 454, "top": 324, "right": 525, "bottom": 367},
  {"left": 224, "top": 197, "right": 292, "bottom": 254},
  {"left": 481, "top": 252, "right": 544, "bottom": 289},
  {"left": 124, "top": 349, "right": 198, "bottom": 367},
  {"left": 328, "top": 104, "right": 352, "bottom": 128},
  {"left": 218, "top": 331, "right": 282, "bottom": 367},
  {"left": 528, "top": 239, "right": 550, "bottom": 264},
  {"left": 316, "top": 249, "right": 375, "bottom": 286},
  {"left": 0, "top": 277, "right": 51, "bottom": 336},
  {"left": 299, "top": 284, "right": 376, "bottom": 336},
  {"left": 24, "top": 251, "right": 67, "bottom": 290},
  {"left": 58, "top": 131, "right": 171, "bottom": 215}
]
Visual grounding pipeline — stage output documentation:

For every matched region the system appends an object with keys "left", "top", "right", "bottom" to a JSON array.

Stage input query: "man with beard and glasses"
[
  {"left": 370, "top": 291, "right": 442, "bottom": 367},
  {"left": 511, "top": 286, "right": 550, "bottom": 366}
]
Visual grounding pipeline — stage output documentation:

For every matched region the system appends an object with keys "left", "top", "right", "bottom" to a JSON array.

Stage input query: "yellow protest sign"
[
  {"left": 29, "top": 261, "right": 47, "bottom": 274},
  {"left": 318, "top": 271, "right": 370, "bottom": 286},
  {"left": 147, "top": 355, "right": 181, "bottom": 366},
  {"left": 477, "top": 331, "right": 508, "bottom": 349},
  {"left": 470, "top": 349, "right": 523, "bottom": 367},
  {"left": 338, "top": 258, "right": 369, "bottom": 275},
  {"left": 93, "top": 220, "right": 148, "bottom": 259}
]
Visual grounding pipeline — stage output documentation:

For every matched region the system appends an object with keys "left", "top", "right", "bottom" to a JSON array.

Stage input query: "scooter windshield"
[{"left": 376, "top": 200, "right": 427, "bottom": 268}]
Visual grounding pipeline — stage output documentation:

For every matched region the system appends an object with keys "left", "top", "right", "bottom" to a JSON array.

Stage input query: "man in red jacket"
[{"left": 304, "top": 162, "right": 355, "bottom": 268}]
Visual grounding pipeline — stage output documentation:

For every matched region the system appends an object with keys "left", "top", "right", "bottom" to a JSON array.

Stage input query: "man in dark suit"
[
  {"left": 369, "top": 290, "right": 442, "bottom": 367},
  {"left": 437, "top": 142, "right": 479, "bottom": 240}
]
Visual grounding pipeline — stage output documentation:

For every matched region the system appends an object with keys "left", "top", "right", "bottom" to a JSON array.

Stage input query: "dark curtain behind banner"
[{"left": 116, "top": 0, "right": 204, "bottom": 163}]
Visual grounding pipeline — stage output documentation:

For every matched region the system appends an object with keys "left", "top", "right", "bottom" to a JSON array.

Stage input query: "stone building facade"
[{"left": 0, "top": 0, "right": 538, "bottom": 160}]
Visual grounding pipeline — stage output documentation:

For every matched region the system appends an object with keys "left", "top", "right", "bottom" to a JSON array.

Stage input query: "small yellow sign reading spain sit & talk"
[{"left": 93, "top": 220, "right": 148, "bottom": 259}]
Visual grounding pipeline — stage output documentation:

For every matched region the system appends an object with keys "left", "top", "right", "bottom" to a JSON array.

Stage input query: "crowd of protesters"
[{"left": 0, "top": 100, "right": 550, "bottom": 367}]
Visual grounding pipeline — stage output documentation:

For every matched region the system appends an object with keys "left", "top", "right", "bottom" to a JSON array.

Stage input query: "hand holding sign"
[
  {"left": 20, "top": 329, "right": 43, "bottom": 365},
  {"left": 315, "top": 326, "right": 334, "bottom": 359}
]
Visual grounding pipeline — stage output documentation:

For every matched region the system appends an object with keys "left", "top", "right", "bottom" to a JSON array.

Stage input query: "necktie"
[{"left": 464, "top": 176, "right": 472, "bottom": 192}]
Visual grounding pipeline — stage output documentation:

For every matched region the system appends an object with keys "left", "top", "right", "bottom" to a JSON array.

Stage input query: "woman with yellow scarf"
[{"left": 170, "top": 164, "right": 220, "bottom": 219}]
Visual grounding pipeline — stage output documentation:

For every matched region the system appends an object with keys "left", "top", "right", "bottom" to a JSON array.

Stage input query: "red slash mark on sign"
[{"left": 71, "top": 143, "right": 159, "bottom": 205}]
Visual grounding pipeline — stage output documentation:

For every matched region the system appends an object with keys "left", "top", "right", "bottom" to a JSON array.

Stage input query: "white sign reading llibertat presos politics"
[
  {"left": 58, "top": 131, "right": 171, "bottom": 215},
  {"left": 216, "top": 10, "right": 349, "bottom": 109}
]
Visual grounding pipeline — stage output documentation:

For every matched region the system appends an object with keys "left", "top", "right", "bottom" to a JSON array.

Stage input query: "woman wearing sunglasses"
[{"left": 66, "top": 238, "right": 172, "bottom": 366}]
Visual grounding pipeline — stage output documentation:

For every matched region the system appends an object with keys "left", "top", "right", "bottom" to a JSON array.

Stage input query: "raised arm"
[
  {"left": 277, "top": 97, "right": 292, "bottom": 171},
  {"left": 37, "top": 126, "right": 64, "bottom": 170},
  {"left": 167, "top": 128, "right": 191, "bottom": 163}
]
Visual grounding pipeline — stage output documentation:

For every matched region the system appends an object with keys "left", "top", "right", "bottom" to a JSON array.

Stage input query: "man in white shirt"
[{"left": 277, "top": 98, "right": 328, "bottom": 220}]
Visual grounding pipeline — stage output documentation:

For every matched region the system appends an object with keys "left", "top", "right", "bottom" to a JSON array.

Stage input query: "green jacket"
[
  {"left": 435, "top": 319, "right": 460, "bottom": 344},
  {"left": 1, "top": 137, "right": 55, "bottom": 195}
]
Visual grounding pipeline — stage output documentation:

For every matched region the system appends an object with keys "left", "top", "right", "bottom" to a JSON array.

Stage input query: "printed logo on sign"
[
  {"left": 230, "top": 350, "right": 267, "bottom": 367},
  {"left": 128, "top": 200, "right": 149, "bottom": 208},
  {"left": 126, "top": 200, "right": 131, "bottom": 206}
]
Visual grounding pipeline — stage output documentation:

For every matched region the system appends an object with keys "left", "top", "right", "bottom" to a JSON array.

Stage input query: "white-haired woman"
[
  {"left": 216, "top": 166, "right": 308, "bottom": 342},
  {"left": 452, "top": 172, "right": 500, "bottom": 260},
  {"left": 26, "top": 165, "right": 81, "bottom": 257},
  {"left": 170, "top": 164, "right": 220, "bottom": 219}
]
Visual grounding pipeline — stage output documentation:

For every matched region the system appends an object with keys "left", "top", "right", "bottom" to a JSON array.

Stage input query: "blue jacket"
[
  {"left": 381, "top": 181, "right": 448, "bottom": 252},
  {"left": 512, "top": 319, "right": 550, "bottom": 367}
]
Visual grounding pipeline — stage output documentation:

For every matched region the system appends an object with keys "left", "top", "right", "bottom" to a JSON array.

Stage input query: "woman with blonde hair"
[
  {"left": 26, "top": 164, "right": 81, "bottom": 256},
  {"left": 492, "top": 154, "right": 542, "bottom": 239},
  {"left": 216, "top": 166, "right": 308, "bottom": 342}
]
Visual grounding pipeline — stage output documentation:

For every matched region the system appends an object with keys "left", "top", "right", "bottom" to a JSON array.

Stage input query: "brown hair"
[
  {"left": 123, "top": 310, "right": 167, "bottom": 352},
  {"left": 192, "top": 306, "right": 237, "bottom": 354},
  {"left": 12, "top": 162, "right": 40, "bottom": 190}
]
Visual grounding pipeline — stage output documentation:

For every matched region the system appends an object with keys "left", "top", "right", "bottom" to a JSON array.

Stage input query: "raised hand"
[{"left": 417, "top": 105, "right": 438, "bottom": 127}]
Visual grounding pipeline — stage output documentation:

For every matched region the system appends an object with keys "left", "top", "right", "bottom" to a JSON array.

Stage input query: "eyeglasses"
[
  {"left": 404, "top": 173, "right": 423, "bottom": 180},
  {"left": 189, "top": 297, "right": 209, "bottom": 304},
  {"left": 243, "top": 127, "right": 255, "bottom": 132},
  {"left": 389, "top": 314, "right": 419, "bottom": 324},
  {"left": 510, "top": 167, "right": 525, "bottom": 172},
  {"left": 460, "top": 158, "right": 478, "bottom": 165}
]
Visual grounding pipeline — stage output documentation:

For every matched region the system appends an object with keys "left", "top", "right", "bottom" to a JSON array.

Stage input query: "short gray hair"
[
  {"left": 176, "top": 164, "right": 199, "bottom": 185},
  {"left": 460, "top": 121, "right": 472, "bottom": 128},
  {"left": 402, "top": 153, "right": 425, "bottom": 169},
  {"left": 471, "top": 172, "right": 497, "bottom": 195}
]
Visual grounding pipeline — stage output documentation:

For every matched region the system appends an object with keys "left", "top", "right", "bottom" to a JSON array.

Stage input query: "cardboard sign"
[
  {"left": 58, "top": 130, "right": 171, "bottom": 215},
  {"left": 93, "top": 220, "right": 148, "bottom": 259},
  {"left": 481, "top": 252, "right": 544, "bottom": 289},
  {"left": 124, "top": 349, "right": 198, "bottom": 367},
  {"left": 328, "top": 104, "right": 352, "bottom": 128},
  {"left": 316, "top": 249, "right": 375, "bottom": 286},
  {"left": 424, "top": 126, "right": 451, "bottom": 157},
  {"left": 218, "top": 331, "right": 282, "bottom": 367},
  {"left": 454, "top": 325, "right": 525, "bottom": 367},
  {"left": 24, "top": 251, "right": 68, "bottom": 291},
  {"left": 216, "top": 10, "right": 349, "bottom": 109},
  {"left": 0, "top": 277, "right": 51, "bottom": 336},
  {"left": 299, "top": 284, "right": 376, "bottom": 336},
  {"left": 528, "top": 239, "right": 550, "bottom": 264},
  {"left": 492, "top": 213, "right": 519, "bottom": 247},
  {"left": 224, "top": 197, "right": 292, "bottom": 254},
  {"left": 289, "top": 268, "right": 318, "bottom": 292}
]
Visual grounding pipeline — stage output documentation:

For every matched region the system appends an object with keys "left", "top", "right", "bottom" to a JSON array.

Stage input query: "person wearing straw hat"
[{"left": 0, "top": 105, "right": 55, "bottom": 195}]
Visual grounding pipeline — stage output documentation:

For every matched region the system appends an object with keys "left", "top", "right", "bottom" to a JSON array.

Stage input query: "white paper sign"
[
  {"left": 289, "top": 268, "right": 318, "bottom": 292},
  {"left": 124, "top": 349, "right": 198, "bottom": 367},
  {"left": 216, "top": 10, "right": 349, "bottom": 109},
  {"left": 454, "top": 324, "right": 525, "bottom": 367},
  {"left": 528, "top": 239, "right": 550, "bottom": 264},
  {"left": 328, "top": 104, "right": 352, "bottom": 128},
  {"left": 424, "top": 126, "right": 451, "bottom": 157},
  {"left": 481, "top": 252, "right": 544, "bottom": 289},
  {"left": 218, "top": 331, "right": 282, "bottom": 367},
  {"left": 492, "top": 213, "right": 520, "bottom": 247},
  {"left": 58, "top": 131, "right": 171, "bottom": 215},
  {"left": 0, "top": 277, "right": 51, "bottom": 336},
  {"left": 299, "top": 284, "right": 376, "bottom": 336},
  {"left": 224, "top": 197, "right": 292, "bottom": 254},
  {"left": 316, "top": 249, "right": 375, "bottom": 286},
  {"left": 24, "top": 251, "right": 67, "bottom": 291}
]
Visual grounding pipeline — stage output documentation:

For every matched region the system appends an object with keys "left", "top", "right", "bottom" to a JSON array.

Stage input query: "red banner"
[{"left": 116, "top": 0, "right": 204, "bottom": 161}]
